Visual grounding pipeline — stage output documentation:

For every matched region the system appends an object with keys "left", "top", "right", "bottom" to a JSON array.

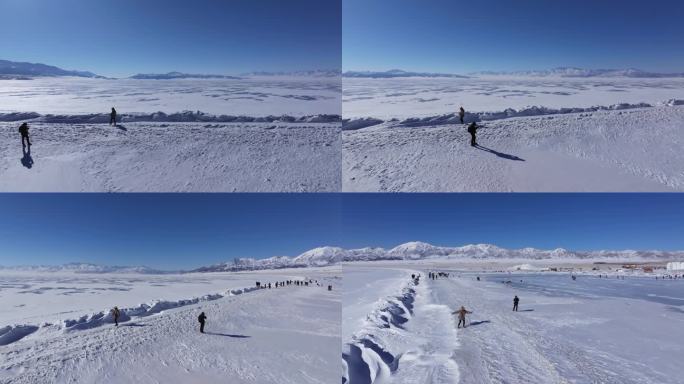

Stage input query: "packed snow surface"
[
  {"left": 343, "top": 105, "right": 684, "bottom": 191},
  {"left": 0, "top": 268, "right": 341, "bottom": 384},
  {"left": 0, "top": 121, "right": 340, "bottom": 192},
  {"left": 343, "top": 263, "right": 684, "bottom": 384}
]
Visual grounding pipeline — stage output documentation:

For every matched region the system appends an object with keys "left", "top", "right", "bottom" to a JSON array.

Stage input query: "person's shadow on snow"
[
  {"left": 469, "top": 320, "right": 491, "bottom": 327},
  {"left": 205, "top": 332, "right": 251, "bottom": 338},
  {"left": 115, "top": 124, "right": 127, "bottom": 131},
  {"left": 21, "top": 146, "right": 34, "bottom": 169},
  {"left": 475, "top": 145, "right": 525, "bottom": 161}
]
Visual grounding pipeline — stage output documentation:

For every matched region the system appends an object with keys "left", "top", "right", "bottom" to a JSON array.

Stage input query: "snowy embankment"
[
  {"left": 343, "top": 104, "right": 684, "bottom": 192},
  {"left": 0, "top": 272, "right": 340, "bottom": 384},
  {"left": 0, "top": 121, "right": 341, "bottom": 192},
  {"left": 343, "top": 267, "right": 463, "bottom": 384}
]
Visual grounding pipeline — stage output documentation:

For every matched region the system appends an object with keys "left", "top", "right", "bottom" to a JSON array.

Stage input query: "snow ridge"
[
  {"left": 1, "top": 285, "right": 263, "bottom": 345},
  {"left": 343, "top": 101, "right": 660, "bottom": 130},
  {"left": 0, "top": 111, "right": 341, "bottom": 124},
  {"left": 342, "top": 276, "right": 419, "bottom": 384}
]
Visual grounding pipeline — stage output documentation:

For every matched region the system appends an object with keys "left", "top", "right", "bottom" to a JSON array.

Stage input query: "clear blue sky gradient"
[
  {"left": 0, "top": 194, "right": 342, "bottom": 270},
  {"left": 0, "top": 0, "right": 341, "bottom": 77},
  {"left": 341, "top": 194, "right": 684, "bottom": 252},
  {"left": 1, "top": 194, "right": 683, "bottom": 270},
  {"left": 343, "top": 0, "right": 684, "bottom": 73}
]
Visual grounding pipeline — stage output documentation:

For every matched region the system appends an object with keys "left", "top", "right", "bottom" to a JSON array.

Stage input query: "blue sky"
[
  {"left": 0, "top": 194, "right": 342, "bottom": 270},
  {"left": 0, "top": 0, "right": 341, "bottom": 77},
  {"left": 343, "top": 0, "right": 684, "bottom": 73},
  {"left": 341, "top": 194, "right": 684, "bottom": 252},
  {"left": 1, "top": 194, "right": 683, "bottom": 270}
]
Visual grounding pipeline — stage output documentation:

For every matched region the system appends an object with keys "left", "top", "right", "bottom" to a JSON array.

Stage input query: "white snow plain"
[
  {"left": 342, "top": 262, "right": 684, "bottom": 384},
  {"left": 342, "top": 76, "right": 684, "bottom": 192},
  {"left": 0, "top": 267, "right": 341, "bottom": 384},
  {"left": 0, "top": 76, "right": 341, "bottom": 192}
]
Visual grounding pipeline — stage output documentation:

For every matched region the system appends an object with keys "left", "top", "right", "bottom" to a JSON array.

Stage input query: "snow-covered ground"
[
  {"left": 0, "top": 267, "right": 341, "bottom": 384},
  {"left": 343, "top": 76, "right": 684, "bottom": 119},
  {"left": 1, "top": 76, "right": 340, "bottom": 116},
  {"left": 0, "top": 76, "right": 341, "bottom": 191},
  {"left": 0, "top": 121, "right": 340, "bottom": 192},
  {"left": 342, "top": 262, "right": 684, "bottom": 384},
  {"left": 342, "top": 76, "right": 684, "bottom": 192},
  {"left": 343, "top": 105, "right": 684, "bottom": 192}
]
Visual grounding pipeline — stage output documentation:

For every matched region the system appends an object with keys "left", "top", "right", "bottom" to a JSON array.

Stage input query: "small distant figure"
[
  {"left": 459, "top": 106, "right": 465, "bottom": 124},
  {"left": 513, "top": 296, "right": 519, "bottom": 312},
  {"left": 198, "top": 312, "right": 207, "bottom": 333},
  {"left": 476, "top": 276, "right": 480, "bottom": 281},
  {"left": 18, "top": 122, "right": 31, "bottom": 148},
  {"left": 453, "top": 306, "right": 472, "bottom": 328},
  {"left": 110, "top": 107, "right": 117, "bottom": 126},
  {"left": 328, "top": 285, "right": 332, "bottom": 291},
  {"left": 111, "top": 306, "right": 121, "bottom": 326},
  {"left": 571, "top": 275, "right": 577, "bottom": 281},
  {"left": 467, "top": 122, "right": 480, "bottom": 147}
]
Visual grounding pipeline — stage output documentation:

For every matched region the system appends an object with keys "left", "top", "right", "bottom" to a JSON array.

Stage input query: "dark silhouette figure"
[
  {"left": 453, "top": 306, "right": 472, "bottom": 328},
  {"left": 459, "top": 106, "right": 465, "bottom": 124},
  {"left": 513, "top": 296, "right": 519, "bottom": 312},
  {"left": 21, "top": 146, "right": 34, "bottom": 169},
  {"left": 474, "top": 145, "right": 525, "bottom": 161},
  {"left": 467, "top": 122, "right": 479, "bottom": 146},
  {"left": 110, "top": 107, "right": 117, "bottom": 126},
  {"left": 19, "top": 123, "right": 31, "bottom": 148},
  {"left": 112, "top": 307, "right": 121, "bottom": 326},
  {"left": 198, "top": 312, "right": 207, "bottom": 333},
  {"left": 476, "top": 276, "right": 480, "bottom": 281}
]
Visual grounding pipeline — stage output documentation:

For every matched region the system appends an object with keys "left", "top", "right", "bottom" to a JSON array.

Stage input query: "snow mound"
[
  {"left": 0, "top": 111, "right": 341, "bottom": 124},
  {"left": 342, "top": 117, "right": 384, "bottom": 130},
  {"left": 0, "top": 325, "right": 39, "bottom": 346},
  {"left": 59, "top": 291, "right": 242, "bottom": 332}
]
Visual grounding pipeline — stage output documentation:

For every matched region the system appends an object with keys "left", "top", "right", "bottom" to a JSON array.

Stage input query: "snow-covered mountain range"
[
  {"left": 343, "top": 69, "right": 469, "bottom": 78},
  {"left": 192, "top": 242, "right": 684, "bottom": 272},
  {"left": 0, "top": 59, "right": 102, "bottom": 78},
  {"left": 4, "top": 243, "right": 683, "bottom": 274},
  {"left": 129, "top": 72, "right": 241, "bottom": 80},
  {"left": 470, "top": 67, "right": 684, "bottom": 78}
]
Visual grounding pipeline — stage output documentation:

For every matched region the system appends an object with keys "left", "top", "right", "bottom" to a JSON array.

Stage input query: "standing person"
[
  {"left": 513, "top": 296, "right": 519, "bottom": 312},
  {"left": 110, "top": 107, "right": 117, "bottom": 126},
  {"left": 467, "top": 122, "right": 480, "bottom": 147},
  {"left": 459, "top": 106, "right": 465, "bottom": 124},
  {"left": 111, "top": 306, "right": 121, "bottom": 326},
  {"left": 452, "top": 306, "right": 472, "bottom": 328},
  {"left": 198, "top": 312, "right": 207, "bottom": 333},
  {"left": 18, "top": 123, "right": 31, "bottom": 148}
]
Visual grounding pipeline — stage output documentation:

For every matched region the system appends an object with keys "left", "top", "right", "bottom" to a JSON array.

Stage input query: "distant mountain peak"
[
  {"left": 343, "top": 69, "right": 469, "bottom": 79},
  {"left": 129, "top": 72, "right": 241, "bottom": 80},
  {"left": 0, "top": 59, "right": 103, "bottom": 78}
]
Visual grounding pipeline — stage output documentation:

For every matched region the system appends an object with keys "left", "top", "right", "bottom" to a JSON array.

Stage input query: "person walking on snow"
[
  {"left": 111, "top": 306, "right": 121, "bottom": 326},
  {"left": 198, "top": 312, "right": 207, "bottom": 333},
  {"left": 459, "top": 106, "right": 465, "bottom": 124},
  {"left": 18, "top": 122, "right": 31, "bottom": 147},
  {"left": 453, "top": 306, "right": 472, "bottom": 328},
  {"left": 110, "top": 107, "right": 117, "bottom": 126},
  {"left": 513, "top": 296, "right": 519, "bottom": 312},
  {"left": 467, "top": 122, "right": 480, "bottom": 147}
]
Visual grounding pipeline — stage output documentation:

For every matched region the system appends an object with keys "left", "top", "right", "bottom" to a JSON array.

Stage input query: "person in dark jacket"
[
  {"left": 513, "top": 296, "right": 519, "bottom": 312},
  {"left": 110, "top": 107, "right": 117, "bottom": 126},
  {"left": 198, "top": 312, "right": 207, "bottom": 333},
  {"left": 111, "top": 306, "right": 121, "bottom": 326},
  {"left": 467, "top": 122, "right": 479, "bottom": 147},
  {"left": 459, "top": 106, "right": 465, "bottom": 124},
  {"left": 18, "top": 123, "right": 31, "bottom": 147}
]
